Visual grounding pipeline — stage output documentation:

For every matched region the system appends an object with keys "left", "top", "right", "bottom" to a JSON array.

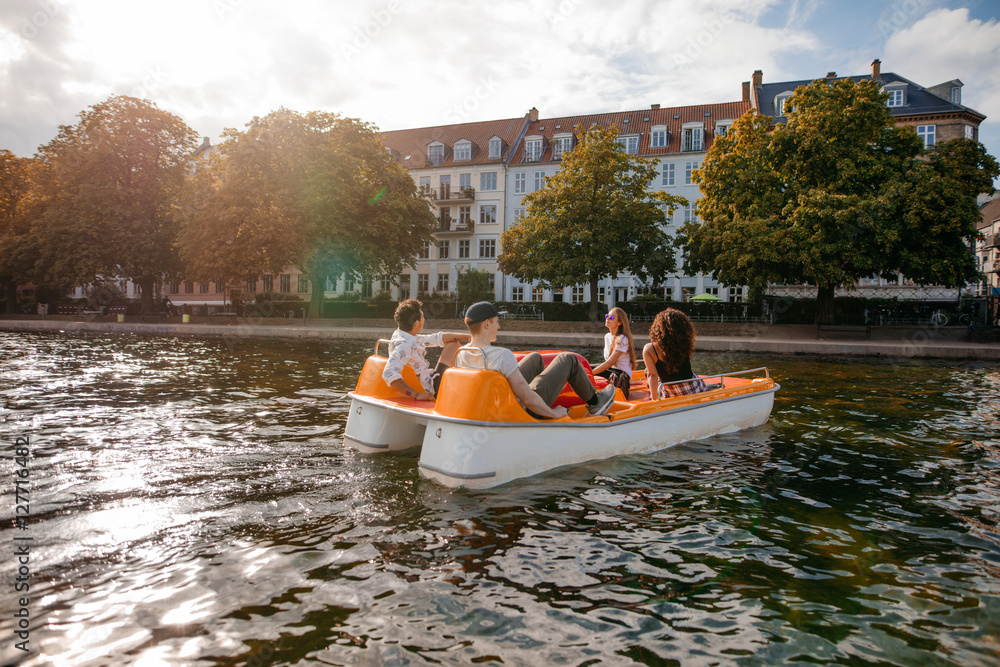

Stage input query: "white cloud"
[{"left": 884, "top": 7, "right": 1000, "bottom": 119}]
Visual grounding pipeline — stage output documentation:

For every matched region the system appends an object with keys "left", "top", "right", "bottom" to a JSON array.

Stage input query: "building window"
[
  {"left": 479, "top": 238, "right": 496, "bottom": 258},
  {"left": 460, "top": 173, "right": 471, "bottom": 190},
  {"left": 455, "top": 141, "right": 471, "bottom": 161},
  {"left": 262, "top": 275, "right": 273, "bottom": 292},
  {"left": 651, "top": 126, "right": 667, "bottom": 148},
  {"left": 379, "top": 276, "right": 392, "bottom": 293},
  {"left": 458, "top": 206, "right": 472, "bottom": 228},
  {"left": 297, "top": 275, "right": 309, "bottom": 293},
  {"left": 917, "top": 125, "right": 936, "bottom": 148},
  {"left": 170, "top": 281, "right": 179, "bottom": 295},
  {"left": 489, "top": 137, "right": 502, "bottom": 158},
  {"left": 617, "top": 135, "right": 639, "bottom": 154},
  {"left": 532, "top": 170, "right": 546, "bottom": 191},
  {"left": 965, "top": 125, "right": 976, "bottom": 140},
  {"left": 775, "top": 94, "right": 792, "bottom": 117},
  {"left": 514, "top": 207, "right": 525, "bottom": 221},
  {"left": 438, "top": 240, "right": 450, "bottom": 259},
  {"left": 280, "top": 274, "right": 290, "bottom": 293},
  {"left": 185, "top": 281, "right": 194, "bottom": 294},
  {"left": 663, "top": 287, "right": 673, "bottom": 301},
  {"left": 419, "top": 241, "right": 431, "bottom": 259},
  {"left": 532, "top": 286, "right": 544, "bottom": 301},
  {"left": 436, "top": 273, "right": 449, "bottom": 292},
  {"left": 728, "top": 286, "right": 747, "bottom": 302},
  {"left": 662, "top": 162, "right": 675, "bottom": 186},
  {"left": 480, "top": 172, "right": 497, "bottom": 191},
  {"left": 716, "top": 122, "right": 732, "bottom": 137},
  {"left": 480, "top": 204, "right": 497, "bottom": 225},
  {"left": 427, "top": 144, "right": 445, "bottom": 166},
  {"left": 524, "top": 138, "right": 542, "bottom": 162},
  {"left": 572, "top": 286, "right": 585, "bottom": 303},
  {"left": 458, "top": 239, "right": 470, "bottom": 258},
  {"left": 685, "top": 161, "right": 700, "bottom": 184},
  {"left": 683, "top": 203, "right": 697, "bottom": 223},
  {"left": 951, "top": 87, "right": 961, "bottom": 105},
  {"left": 887, "top": 89, "right": 904, "bottom": 107},
  {"left": 200, "top": 280, "right": 210, "bottom": 294},
  {"left": 417, "top": 274, "right": 429, "bottom": 293},
  {"left": 598, "top": 286, "right": 606, "bottom": 302},
  {"left": 511, "top": 286, "right": 523, "bottom": 302},
  {"left": 514, "top": 172, "right": 526, "bottom": 193},
  {"left": 552, "top": 135, "right": 572, "bottom": 159},
  {"left": 344, "top": 276, "right": 355, "bottom": 292},
  {"left": 419, "top": 176, "right": 431, "bottom": 193},
  {"left": 682, "top": 126, "right": 703, "bottom": 152}
]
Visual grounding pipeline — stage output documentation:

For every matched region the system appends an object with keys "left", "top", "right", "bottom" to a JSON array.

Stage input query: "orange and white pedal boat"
[{"left": 344, "top": 342, "right": 779, "bottom": 489}]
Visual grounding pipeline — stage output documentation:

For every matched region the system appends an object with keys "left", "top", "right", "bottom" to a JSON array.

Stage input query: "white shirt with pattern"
[{"left": 382, "top": 329, "right": 445, "bottom": 392}]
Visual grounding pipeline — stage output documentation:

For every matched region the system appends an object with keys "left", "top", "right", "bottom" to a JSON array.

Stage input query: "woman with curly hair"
[
  {"left": 592, "top": 307, "right": 636, "bottom": 399},
  {"left": 642, "top": 308, "right": 708, "bottom": 399}
]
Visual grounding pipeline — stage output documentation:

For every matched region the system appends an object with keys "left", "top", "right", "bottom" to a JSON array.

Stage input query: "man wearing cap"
[{"left": 456, "top": 301, "right": 616, "bottom": 419}]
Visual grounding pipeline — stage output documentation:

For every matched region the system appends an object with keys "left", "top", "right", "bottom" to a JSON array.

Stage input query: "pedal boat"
[{"left": 344, "top": 342, "right": 779, "bottom": 489}]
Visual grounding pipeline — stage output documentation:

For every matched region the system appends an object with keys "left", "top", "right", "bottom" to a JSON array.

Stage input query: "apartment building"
[
  {"left": 379, "top": 114, "right": 532, "bottom": 301},
  {"left": 503, "top": 101, "right": 750, "bottom": 306}
]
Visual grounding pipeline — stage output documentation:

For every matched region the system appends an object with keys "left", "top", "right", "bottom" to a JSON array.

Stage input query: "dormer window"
[
  {"left": 488, "top": 137, "right": 503, "bottom": 159},
  {"left": 774, "top": 92, "right": 793, "bottom": 117},
  {"left": 681, "top": 122, "right": 704, "bottom": 152},
  {"left": 552, "top": 134, "right": 573, "bottom": 160},
  {"left": 883, "top": 82, "right": 907, "bottom": 108},
  {"left": 650, "top": 125, "right": 668, "bottom": 148},
  {"left": 951, "top": 86, "right": 961, "bottom": 105},
  {"left": 524, "top": 137, "right": 543, "bottom": 162},
  {"left": 715, "top": 121, "right": 733, "bottom": 138},
  {"left": 454, "top": 140, "right": 472, "bottom": 161},
  {"left": 616, "top": 135, "right": 639, "bottom": 155},
  {"left": 427, "top": 142, "right": 446, "bottom": 166}
]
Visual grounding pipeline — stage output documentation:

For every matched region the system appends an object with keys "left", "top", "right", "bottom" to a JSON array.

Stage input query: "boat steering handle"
[{"left": 456, "top": 345, "right": 487, "bottom": 370}]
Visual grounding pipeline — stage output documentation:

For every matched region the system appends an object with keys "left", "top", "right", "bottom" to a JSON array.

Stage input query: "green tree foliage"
[
  {"left": 456, "top": 267, "right": 494, "bottom": 306},
  {"left": 499, "top": 126, "right": 687, "bottom": 321},
  {"left": 682, "top": 78, "right": 999, "bottom": 323},
  {"left": 0, "top": 151, "right": 34, "bottom": 312},
  {"left": 178, "top": 109, "right": 436, "bottom": 317},
  {"left": 30, "top": 96, "right": 199, "bottom": 313}
]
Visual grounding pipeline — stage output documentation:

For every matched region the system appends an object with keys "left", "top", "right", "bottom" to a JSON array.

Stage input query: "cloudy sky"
[{"left": 1, "top": 0, "right": 999, "bottom": 182}]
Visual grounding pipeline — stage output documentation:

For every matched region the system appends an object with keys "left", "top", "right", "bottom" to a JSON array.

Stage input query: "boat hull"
[
  {"left": 344, "top": 395, "right": 428, "bottom": 453},
  {"left": 417, "top": 387, "right": 776, "bottom": 489}
]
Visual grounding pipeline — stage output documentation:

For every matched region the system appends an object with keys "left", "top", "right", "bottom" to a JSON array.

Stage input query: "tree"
[
  {"left": 30, "top": 96, "right": 199, "bottom": 313},
  {"left": 457, "top": 267, "right": 494, "bottom": 307},
  {"left": 499, "top": 126, "right": 687, "bottom": 322},
  {"left": 178, "top": 109, "right": 436, "bottom": 317},
  {"left": 682, "top": 78, "right": 999, "bottom": 323},
  {"left": 0, "top": 151, "right": 34, "bottom": 313}
]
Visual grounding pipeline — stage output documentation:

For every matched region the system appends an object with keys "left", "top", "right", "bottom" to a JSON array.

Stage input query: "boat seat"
[
  {"left": 354, "top": 355, "right": 425, "bottom": 400},
  {"left": 513, "top": 350, "right": 608, "bottom": 408}
]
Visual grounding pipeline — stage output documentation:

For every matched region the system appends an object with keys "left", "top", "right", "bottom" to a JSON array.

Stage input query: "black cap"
[{"left": 464, "top": 301, "right": 500, "bottom": 324}]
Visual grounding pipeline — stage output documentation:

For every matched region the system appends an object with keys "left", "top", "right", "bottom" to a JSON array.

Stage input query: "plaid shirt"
[{"left": 658, "top": 377, "right": 709, "bottom": 399}]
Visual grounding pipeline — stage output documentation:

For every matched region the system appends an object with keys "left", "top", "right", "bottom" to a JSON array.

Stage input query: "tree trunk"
[
  {"left": 309, "top": 271, "right": 327, "bottom": 319},
  {"left": 815, "top": 284, "right": 836, "bottom": 324},
  {"left": 139, "top": 276, "right": 156, "bottom": 314},
  {"left": 4, "top": 279, "right": 17, "bottom": 314},
  {"left": 589, "top": 275, "right": 601, "bottom": 323}
]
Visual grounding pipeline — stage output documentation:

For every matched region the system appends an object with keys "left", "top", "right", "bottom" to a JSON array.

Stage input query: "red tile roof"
[
  {"left": 381, "top": 116, "right": 529, "bottom": 169},
  {"left": 509, "top": 101, "right": 751, "bottom": 163}
]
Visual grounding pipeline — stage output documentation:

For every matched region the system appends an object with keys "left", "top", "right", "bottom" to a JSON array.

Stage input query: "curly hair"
[
  {"left": 648, "top": 308, "right": 696, "bottom": 373},
  {"left": 394, "top": 299, "right": 423, "bottom": 331}
]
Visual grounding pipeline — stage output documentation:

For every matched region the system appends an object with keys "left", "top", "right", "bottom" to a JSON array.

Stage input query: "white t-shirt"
[
  {"left": 456, "top": 345, "right": 519, "bottom": 378},
  {"left": 603, "top": 332, "right": 633, "bottom": 376}
]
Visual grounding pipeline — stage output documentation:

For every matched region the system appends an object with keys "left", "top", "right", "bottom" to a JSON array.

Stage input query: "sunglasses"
[{"left": 605, "top": 313, "right": 615, "bottom": 320}]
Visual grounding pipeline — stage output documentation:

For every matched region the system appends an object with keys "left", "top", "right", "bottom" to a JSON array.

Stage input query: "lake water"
[{"left": 1, "top": 331, "right": 999, "bottom": 666}]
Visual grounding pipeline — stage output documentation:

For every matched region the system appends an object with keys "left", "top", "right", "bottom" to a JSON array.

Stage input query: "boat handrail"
[
  {"left": 456, "top": 345, "right": 488, "bottom": 370},
  {"left": 658, "top": 366, "right": 770, "bottom": 387},
  {"left": 373, "top": 338, "right": 392, "bottom": 358}
]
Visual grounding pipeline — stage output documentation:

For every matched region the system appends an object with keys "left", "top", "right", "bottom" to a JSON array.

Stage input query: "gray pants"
[{"left": 518, "top": 352, "right": 597, "bottom": 407}]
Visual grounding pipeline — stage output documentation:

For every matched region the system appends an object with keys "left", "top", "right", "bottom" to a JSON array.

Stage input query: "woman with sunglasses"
[{"left": 592, "top": 307, "right": 636, "bottom": 399}]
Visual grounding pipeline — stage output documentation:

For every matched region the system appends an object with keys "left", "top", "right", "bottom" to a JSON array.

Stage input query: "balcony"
[
  {"left": 983, "top": 233, "right": 999, "bottom": 249},
  {"left": 429, "top": 186, "right": 475, "bottom": 204},
  {"left": 434, "top": 217, "right": 475, "bottom": 235}
]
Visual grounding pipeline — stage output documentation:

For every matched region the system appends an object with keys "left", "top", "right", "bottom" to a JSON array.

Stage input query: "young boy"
[
  {"left": 455, "top": 301, "right": 615, "bottom": 419},
  {"left": 382, "top": 299, "right": 470, "bottom": 401}
]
